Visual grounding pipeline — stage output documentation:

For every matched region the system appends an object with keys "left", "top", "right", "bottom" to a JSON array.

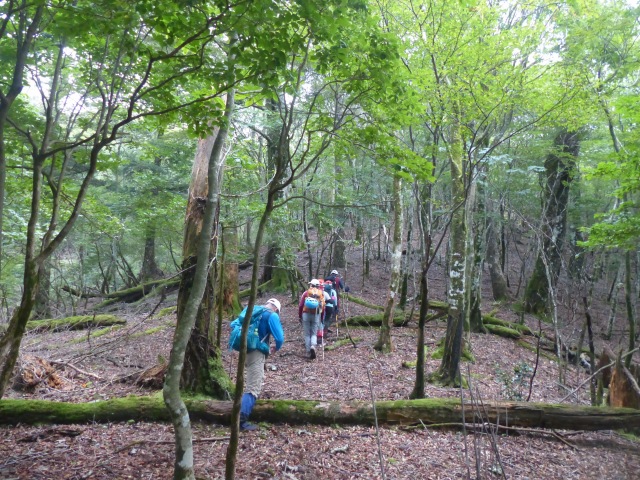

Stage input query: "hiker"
[
  {"left": 298, "top": 279, "right": 325, "bottom": 359},
  {"left": 238, "top": 298, "right": 284, "bottom": 431},
  {"left": 324, "top": 269, "right": 349, "bottom": 323},
  {"left": 320, "top": 280, "right": 337, "bottom": 340}
]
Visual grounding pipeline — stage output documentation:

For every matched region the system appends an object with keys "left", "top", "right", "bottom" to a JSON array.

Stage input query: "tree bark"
[
  {"left": 375, "top": 175, "right": 403, "bottom": 353},
  {"left": 486, "top": 215, "right": 509, "bottom": 301},
  {"left": 163, "top": 83, "right": 235, "bottom": 480},
  {"left": 432, "top": 107, "right": 466, "bottom": 387},
  {"left": 2, "top": 396, "right": 639, "bottom": 432},
  {"left": 524, "top": 129, "right": 580, "bottom": 314}
]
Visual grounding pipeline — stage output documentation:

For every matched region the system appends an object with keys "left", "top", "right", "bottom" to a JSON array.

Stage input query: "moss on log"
[
  {"left": 483, "top": 315, "right": 533, "bottom": 336},
  {"left": 342, "top": 294, "right": 385, "bottom": 311},
  {"left": 346, "top": 313, "right": 409, "bottom": 327},
  {"left": 324, "top": 338, "right": 362, "bottom": 351},
  {"left": 104, "top": 277, "right": 180, "bottom": 303},
  {"left": 343, "top": 295, "right": 448, "bottom": 313},
  {"left": 238, "top": 279, "right": 273, "bottom": 299},
  {"left": 1, "top": 395, "right": 639, "bottom": 432},
  {"left": 26, "top": 315, "right": 126, "bottom": 333},
  {"left": 484, "top": 324, "right": 522, "bottom": 339}
]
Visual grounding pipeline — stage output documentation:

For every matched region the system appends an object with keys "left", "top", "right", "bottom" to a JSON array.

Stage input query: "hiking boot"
[
  {"left": 240, "top": 421, "right": 258, "bottom": 431},
  {"left": 309, "top": 347, "right": 316, "bottom": 360}
]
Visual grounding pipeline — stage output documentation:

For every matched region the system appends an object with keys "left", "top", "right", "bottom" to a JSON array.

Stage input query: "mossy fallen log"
[
  {"left": 484, "top": 324, "right": 522, "bottom": 339},
  {"left": 103, "top": 277, "right": 180, "bottom": 303},
  {"left": 345, "top": 310, "right": 446, "bottom": 328},
  {"left": 343, "top": 294, "right": 448, "bottom": 313},
  {"left": 324, "top": 337, "right": 362, "bottom": 350},
  {"left": 482, "top": 315, "right": 533, "bottom": 336},
  {"left": 238, "top": 279, "right": 273, "bottom": 299},
  {"left": 0, "top": 395, "right": 638, "bottom": 432},
  {"left": 346, "top": 313, "right": 409, "bottom": 327},
  {"left": 26, "top": 315, "right": 126, "bottom": 333}
]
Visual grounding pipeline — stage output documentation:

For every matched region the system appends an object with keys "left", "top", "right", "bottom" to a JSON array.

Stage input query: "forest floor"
[{"left": 1, "top": 244, "right": 639, "bottom": 479}]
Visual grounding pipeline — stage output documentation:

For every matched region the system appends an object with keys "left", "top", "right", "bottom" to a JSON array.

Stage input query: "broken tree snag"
[
  {"left": 610, "top": 357, "right": 640, "bottom": 409},
  {"left": 26, "top": 315, "right": 126, "bottom": 333},
  {"left": 0, "top": 396, "right": 639, "bottom": 432},
  {"left": 598, "top": 346, "right": 615, "bottom": 388}
]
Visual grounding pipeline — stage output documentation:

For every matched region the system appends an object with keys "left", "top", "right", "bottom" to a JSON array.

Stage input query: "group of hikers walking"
[
  {"left": 298, "top": 270, "right": 348, "bottom": 359},
  {"left": 228, "top": 269, "right": 347, "bottom": 431}
]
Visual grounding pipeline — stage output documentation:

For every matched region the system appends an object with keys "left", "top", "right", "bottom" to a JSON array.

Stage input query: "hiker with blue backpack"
[
  {"left": 228, "top": 298, "right": 284, "bottom": 431},
  {"left": 298, "top": 279, "right": 325, "bottom": 359}
]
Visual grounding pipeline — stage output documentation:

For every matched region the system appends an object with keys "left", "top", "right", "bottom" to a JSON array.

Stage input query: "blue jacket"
[{"left": 258, "top": 309, "right": 285, "bottom": 352}]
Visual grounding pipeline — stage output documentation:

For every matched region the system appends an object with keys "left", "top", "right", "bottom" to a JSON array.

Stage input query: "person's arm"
[
  {"left": 268, "top": 313, "right": 285, "bottom": 351},
  {"left": 298, "top": 292, "right": 306, "bottom": 318}
]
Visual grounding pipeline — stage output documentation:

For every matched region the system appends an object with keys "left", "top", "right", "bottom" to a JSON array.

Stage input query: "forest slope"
[{"left": 1, "top": 246, "right": 639, "bottom": 479}]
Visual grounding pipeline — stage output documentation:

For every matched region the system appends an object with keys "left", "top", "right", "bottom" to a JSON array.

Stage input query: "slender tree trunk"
[
  {"left": 466, "top": 167, "right": 486, "bottom": 333},
  {"left": 624, "top": 251, "right": 635, "bottom": 368},
  {"left": 0, "top": 155, "right": 45, "bottom": 396},
  {"left": 164, "top": 84, "right": 235, "bottom": 480},
  {"left": 139, "top": 151, "right": 163, "bottom": 282},
  {"left": 432, "top": 110, "right": 466, "bottom": 387},
  {"left": 605, "top": 263, "right": 623, "bottom": 340},
  {"left": 375, "top": 175, "right": 403, "bottom": 353},
  {"left": 399, "top": 203, "right": 413, "bottom": 310},
  {"left": 411, "top": 179, "right": 433, "bottom": 399}
]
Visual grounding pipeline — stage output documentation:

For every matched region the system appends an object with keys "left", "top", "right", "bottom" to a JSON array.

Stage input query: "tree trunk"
[
  {"left": 33, "top": 260, "right": 52, "bottom": 320},
  {"left": 139, "top": 223, "right": 163, "bottom": 282},
  {"left": 333, "top": 227, "right": 347, "bottom": 269},
  {"left": 624, "top": 251, "right": 635, "bottom": 368},
  {"left": 524, "top": 129, "right": 580, "bottom": 314},
  {"left": 399, "top": 204, "right": 413, "bottom": 310},
  {"left": 3, "top": 396, "right": 639, "bottom": 432},
  {"left": 374, "top": 175, "right": 403, "bottom": 353},
  {"left": 139, "top": 151, "right": 164, "bottom": 282},
  {"left": 432, "top": 108, "right": 466, "bottom": 387},
  {"left": 177, "top": 129, "right": 229, "bottom": 397},
  {"left": 163, "top": 84, "right": 235, "bottom": 480},
  {"left": 221, "top": 224, "right": 240, "bottom": 315},
  {"left": 486, "top": 215, "right": 509, "bottom": 301},
  {"left": 466, "top": 167, "right": 486, "bottom": 333}
]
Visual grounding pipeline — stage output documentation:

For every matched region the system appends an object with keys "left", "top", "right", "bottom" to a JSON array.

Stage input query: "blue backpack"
[{"left": 228, "top": 306, "right": 270, "bottom": 355}]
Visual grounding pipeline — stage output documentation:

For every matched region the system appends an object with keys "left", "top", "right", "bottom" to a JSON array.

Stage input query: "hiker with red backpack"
[{"left": 298, "top": 279, "right": 325, "bottom": 359}]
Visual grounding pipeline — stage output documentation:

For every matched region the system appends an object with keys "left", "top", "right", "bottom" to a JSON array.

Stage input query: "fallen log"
[
  {"left": 0, "top": 396, "right": 638, "bottom": 432},
  {"left": 343, "top": 294, "right": 448, "bottom": 313},
  {"left": 101, "top": 277, "right": 180, "bottom": 304},
  {"left": 26, "top": 314, "right": 126, "bottom": 333}
]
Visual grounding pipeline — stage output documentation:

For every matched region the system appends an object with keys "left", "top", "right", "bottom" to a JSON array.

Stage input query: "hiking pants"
[
  {"left": 302, "top": 311, "right": 320, "bottom": 352},
  {"left": 245, "top": 349, "right": 266, "bottom": 397},
  {"left": 324, "top": 308, "right": 335, "bottom": 330}
]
